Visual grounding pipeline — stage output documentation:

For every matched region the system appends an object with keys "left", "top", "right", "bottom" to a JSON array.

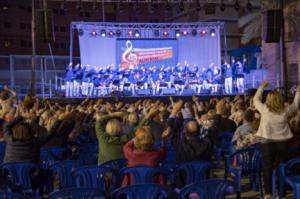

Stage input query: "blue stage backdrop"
[
  {"left": 78, "top": 26, "right": 221, "bottom": 70},
  {"left": 116, "top": 39, "right": 178, "bottom": 70}
]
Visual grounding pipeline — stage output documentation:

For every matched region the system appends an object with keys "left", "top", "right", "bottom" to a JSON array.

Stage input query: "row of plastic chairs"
[
  {"left": 0, "top": 159, "right": 213, "bottom": 196},
  {"left": 225, "top": 145, "right": 262, "bottom": 199},
  {"left": 46, "top": 179, "right": 234, "bottom": 199},
  {"left": 278, "top": 156, "right": 300, "bottom": 199}
]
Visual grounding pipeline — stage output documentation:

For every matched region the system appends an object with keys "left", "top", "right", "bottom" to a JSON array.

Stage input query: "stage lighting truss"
[{"left": 72, "top": 22, "right": 224, "bottom": 39}]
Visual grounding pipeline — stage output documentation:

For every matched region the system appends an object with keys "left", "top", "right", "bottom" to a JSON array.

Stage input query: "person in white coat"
[{"left": 253, "top": 80, "right": 300, "bottom": 199}]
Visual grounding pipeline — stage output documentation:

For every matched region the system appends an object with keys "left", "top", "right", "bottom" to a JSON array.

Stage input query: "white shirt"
[{"left": 254, "top": 87, "right": 300, "bottom": 141}]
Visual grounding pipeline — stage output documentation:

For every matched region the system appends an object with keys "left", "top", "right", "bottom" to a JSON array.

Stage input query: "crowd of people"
[
  {"left": 0, "top": 81, "right": 299, "bottom": 199},
  {"left": 65, "top": 57, "right": 246, "bottom": 98}
]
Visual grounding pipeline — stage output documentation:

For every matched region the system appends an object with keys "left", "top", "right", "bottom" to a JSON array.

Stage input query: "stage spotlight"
[
  {"left": 191, "top": 29, "right": 197, "bottom": 36},
  {"left": 179, "top": 2, "right": 184, "bottom": 12},
  {"left": 175, "top": 30, "right": 181, "bottom": 37},
  {"left": 234, "top": 0, "right": 240, "bottom": 11},
  {"left": 200, "top": 30, "right": 207, "bottom": 36},
  {"left": 196, "top": 1, "right": 201, "bottom": 11},
  {"left": 154, "top": 29, "right": 159, "bottom": 37},
  {"left": 210, "top": 29, "right": 216, "bottom": 37},
  {"left": 134, "top": 30, "right": 140, "bottom": 37},
  {"left": 108, "top": 30, "right": 114, "bottom": 37},
  {"left": 163, "top": 31, "right": 169, "bottom": 37},
  {"left": 116, "top": 30, "right": 122, "bottom": 37},
  {"left": 101, "top": 30, "right": 106, "bottom": 37},
  {"left": 128, "top": 30, "right": 133, "bottom": 37},
  {"left": 247, "top": 0, "right": 252, "bottom": 11},
  {"left": 183, "top": 30, "right": 188, "bottom": 36},
  {"left": 91, "top": 31, "right": 97, "bottom": 37},
  {"left": 78, "top": 29, "right": 84, "bottom": 36},
  {"left": 220, "top": 2, "right": 226, "bottom": 11}
]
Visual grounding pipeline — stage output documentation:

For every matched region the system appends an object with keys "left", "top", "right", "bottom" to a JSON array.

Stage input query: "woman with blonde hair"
[
  {"left": 95, "top": 107, "right": 159, "bottom": 164},
  {"left": 253, "top": 80, "right": 300, "bottom": 199},
  {"left": 122, "top": 126, "right": 168, "bottom": 186}
]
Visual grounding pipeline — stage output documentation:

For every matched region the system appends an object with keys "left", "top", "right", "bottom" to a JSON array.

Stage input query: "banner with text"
[{"left": 116, "top": 39, "right": 178, "bottom": 70}]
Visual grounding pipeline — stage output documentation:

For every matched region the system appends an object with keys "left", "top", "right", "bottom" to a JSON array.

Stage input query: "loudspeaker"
[
  {"left": 36, "top": 9, "right": 54, "bottom": 43},
  {"left": 161, "top": 88, "right": 176, "bottom": 95},
  {"left": 263, "top": 10, "right": 282, "bottom": 43},
  {"left": 181, "top": 89, "right": 194, "bottom": 95},
  {"left": 204, "top": 3, "right": 216, "bottom": 15},
  {"left": 137, "top": 89, "right": 151, "bottom": 96}
]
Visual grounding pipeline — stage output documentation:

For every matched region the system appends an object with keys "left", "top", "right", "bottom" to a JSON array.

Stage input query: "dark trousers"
[{"left": 260, "top": 140, "right": 289, "bottom": 195}]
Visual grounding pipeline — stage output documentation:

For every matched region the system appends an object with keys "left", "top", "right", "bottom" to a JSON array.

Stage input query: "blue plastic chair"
[
  {"left": 101, "top": 158, "right": 127, "bottom": 174},
  {"left": 175, "top": 161, "right": 212, "bottom": 185},
  {"left": 279, "top": 156, "right": 300, "bottom": 199},
  {"left": 40, "top": 147, "right": 67, "bottom": 168},
  {"left": 110, "top": 183, "right": 170, "bottom": 199},
  {"left": 179, "top": 179, "right": 235, "bottom": 199},
  {"left": 48, "top": 160, "right": 81, "bottom": 189},
  {"left": 0, "top": 191, "right": 31, "bottom": 199},
  {"left": 78, "top": 143, "right": 98, "bottom": 165},
  {"left": 159, "top": 141, "right": 177, "bottom": 169},
  {"left": 72, "top": 165, "right": 119, "bottom": 192},
  {"left": 120, "top": 166, "right": 168, "bottom": 185},
  {"left": 215, "top": 131, "right": 234, "bottom": 168},
  {"left": 225, "top": 146, "right": 262, "bottom": 199},
  {"left": 0, "top": 162, "right": 38, "bottom": 194},
  {"left": 47, "top": 188, "right": 105, "bottom": 199},
  {"left": 0, "top": 142, "right": 5, "bottom": 163}
]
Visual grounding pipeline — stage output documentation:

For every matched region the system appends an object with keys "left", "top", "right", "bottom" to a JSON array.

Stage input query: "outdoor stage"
[{"left": 61, "top": 21, "right": 229, "bottom": 98}]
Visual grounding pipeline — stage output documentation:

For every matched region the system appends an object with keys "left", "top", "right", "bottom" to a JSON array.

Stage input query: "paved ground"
[{"left": 213, "top": 162, "right": 294, "bottom": 199}]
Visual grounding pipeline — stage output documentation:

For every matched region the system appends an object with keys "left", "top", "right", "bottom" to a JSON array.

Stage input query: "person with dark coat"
[{"left": 166, "top": 100, "right": 212, "bottom": 164}]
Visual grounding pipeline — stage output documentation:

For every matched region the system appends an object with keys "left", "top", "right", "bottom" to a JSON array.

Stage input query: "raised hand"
[
  {"left": 172, "top": 100, "right": 184, "bottom": 115},
  {"left": 297, "top": 85, "right": 300, "bottom": 92},
  {"left": 261, "top": 80, "right": 269, "bottom": 89},
  {"left": 192, "top": 96, "right": 198, "bottom": 102},
  {"left": 161, "top": 127, "right": 171, "bottom": 140}
]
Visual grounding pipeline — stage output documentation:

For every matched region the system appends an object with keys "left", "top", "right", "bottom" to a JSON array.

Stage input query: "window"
[
  {"left": 20, "top": 40, "right": 31, "bottom": 47},
  {"left": 19, "top": 5, "right": 26, "bottom": 10},
  {"left": 27, "top": 24, "right": 31, "bottom": 30},
  {"left": 60, "top": 43, "right": 67, "bottom": 49},
  {"left": 4, "top": 40, "right": 12, "bottom": 47},
  {"left": 78, "top": 12, "right": 83, "bottom": 17},
  {"left": 20, "top": 40, "right": 27, "bottom": 47},
  {"left": 59, "top": 9, "right": 66, "bottom": 15},
  {"left": 60, "top": 26, "right": 66, "bottom": 32},
  {"left": 2, "top": 4, "right": 9, "bottom": 10},
  {"left": 52, "top": 9, "right": 59, "bottom": 14},
  {"left": 54, "top": 43, "right": 59, "bottom": 48},
  {"left": 4, "top": 22, "right": 12, "bottom": 28},
  {"left": 27, "top": 6, "right": 31, "bottom": 13},
  {"left": 20, "top": 23, "right": 26, "bottom": 29},
  {"left": 85, "top": 12, "right": 90, "bottom": 17},
  {"left": 54, "top": 26, "right": 59, "bottom": 32}
]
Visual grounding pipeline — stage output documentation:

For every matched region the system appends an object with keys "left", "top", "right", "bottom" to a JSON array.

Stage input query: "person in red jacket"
[{"left": 122, "top": 126, "right": 169, "bottom": 186}]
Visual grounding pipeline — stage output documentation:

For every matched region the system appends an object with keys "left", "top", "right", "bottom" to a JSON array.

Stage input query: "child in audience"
[{"left": 232, "top": 109, "right": 256, "bottom": 150}]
